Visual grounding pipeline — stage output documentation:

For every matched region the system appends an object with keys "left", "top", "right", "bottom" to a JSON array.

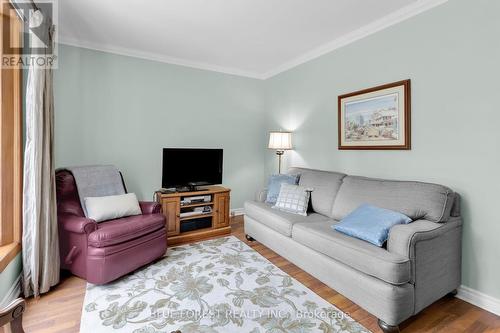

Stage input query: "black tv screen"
[{"left": 162, "top": 148, "right": 223, "bottom": 188}]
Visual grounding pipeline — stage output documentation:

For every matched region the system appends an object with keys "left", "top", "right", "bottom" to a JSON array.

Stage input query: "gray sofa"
[{"left": 244, "top": 167, "right": 462, "bottom": 333}]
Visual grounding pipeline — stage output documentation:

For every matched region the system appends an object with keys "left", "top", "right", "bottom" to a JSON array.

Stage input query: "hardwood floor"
[{"left": 17, "top": 216, "right": 500, "bottom": 333}]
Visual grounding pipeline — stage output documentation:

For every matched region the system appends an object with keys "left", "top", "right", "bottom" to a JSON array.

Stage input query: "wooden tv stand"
[{"left": 156, "top": 186, "right": 231, "bottom": 246}]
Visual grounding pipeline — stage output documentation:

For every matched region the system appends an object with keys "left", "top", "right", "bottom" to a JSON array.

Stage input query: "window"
[{"left": 0, "top": 2, "right": 22, "bottom": 271}]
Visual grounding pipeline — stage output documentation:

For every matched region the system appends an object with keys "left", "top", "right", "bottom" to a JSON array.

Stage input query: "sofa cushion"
[
  {"left": 288, "top": 167, "right": 346, "bottom": 217},
  {"left": 335, "top": 204, "right": 412, "bottom": 247},
  {"left": 331, "top": 176, "right": 455, "bottom": 222},
  {"left": 244, "top": 201, "right": 330, "bottom": 237},
  {"left": 88, "top": 213, "right": 166, "bottom": 248},
  {"left": 265, "top": 174, "right": 299, "bottom": 204},
  {"left": 292, "top": 220, "right": 411, "bottom": 284},
  {"left": 273, "top": 184, "right": 311, "bottom": 216}
]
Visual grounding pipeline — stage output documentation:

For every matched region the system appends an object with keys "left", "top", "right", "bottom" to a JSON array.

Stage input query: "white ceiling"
[{"left": 58, "top": 0, "right": 448, "bottom": 79}]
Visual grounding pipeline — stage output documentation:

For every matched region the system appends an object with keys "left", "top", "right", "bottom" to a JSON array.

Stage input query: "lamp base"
[{"left": 276, "top": 150, "right": 284, "bottom": 174}]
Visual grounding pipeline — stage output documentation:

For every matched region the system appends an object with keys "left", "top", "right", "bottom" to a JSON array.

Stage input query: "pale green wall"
[
  {"left": 54, "top": 45, "right": 267, "bottom": 208},
  {"left": 0, "top": 254, "right": 21, "bottom": 304},
  {"left": 264, "top": 0, "right": 500, "bottom": 298}
]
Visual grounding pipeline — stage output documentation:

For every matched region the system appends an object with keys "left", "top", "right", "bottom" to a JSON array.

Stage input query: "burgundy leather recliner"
[{"left": 56, "top": 170, "right": 167, "bottom": 284}]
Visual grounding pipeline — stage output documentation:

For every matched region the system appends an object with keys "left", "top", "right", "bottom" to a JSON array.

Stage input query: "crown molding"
[
  {"left": 261, "top": 0, "right": 450, "bottom": 79},
  {"left": 59, "top": 0, "right": 449, "bottom": 81},
  {"left": 58, "top": 36, "right": 265, "bottom": 80}
]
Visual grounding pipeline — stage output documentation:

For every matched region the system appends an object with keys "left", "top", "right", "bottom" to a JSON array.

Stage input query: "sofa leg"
[
  {"left": 378, "top": 319, "right": 400, "bottom": 333},
  {"left": 245, "top": 234, "right": 255, "bottom": 242},
  {"left": 447, "top": 289, "right": 458, "bottom": 297}
]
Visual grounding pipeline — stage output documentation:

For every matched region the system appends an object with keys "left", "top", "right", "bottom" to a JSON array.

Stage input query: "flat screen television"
[{"left": 162, "top": 148, "right": 223, "bottom": 189}]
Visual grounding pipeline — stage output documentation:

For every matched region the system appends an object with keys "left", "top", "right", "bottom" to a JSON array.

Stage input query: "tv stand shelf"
[
  {"left": 156, "top": 186, "right": 231, "bottom": 245},
  {"left": 180, "top": 201, "right": 214, "bottom": 208},
  {"left": 180, "top": 213, "right": 214, "bottom": 221}
]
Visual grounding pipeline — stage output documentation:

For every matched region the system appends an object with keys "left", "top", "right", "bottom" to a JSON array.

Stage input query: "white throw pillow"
[
  {"left": 272, "top": 183, "right": 312, "bottom": 216},
  {"left": 84, "top": 193, "right": 142, "bottom": 222}
]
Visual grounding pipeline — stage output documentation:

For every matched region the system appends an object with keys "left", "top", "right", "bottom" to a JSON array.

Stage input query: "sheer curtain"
[{"left": 21, "top": 9, "right": 59, "bottom": 297}]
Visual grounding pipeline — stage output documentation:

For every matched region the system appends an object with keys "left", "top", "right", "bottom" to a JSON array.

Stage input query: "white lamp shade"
[{"left": 268, "top": 131, "right": 292, "bottom": 150}]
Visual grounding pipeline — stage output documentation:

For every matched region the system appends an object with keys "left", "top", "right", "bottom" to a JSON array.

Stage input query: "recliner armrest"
[
  {"left": 255, "top": 189, "right": 268, "bottom": 203},
  {"left": 59, "top": 214, "right": 97, "bottom": 234},
  {"left": 139, "top": 201, "right": 162, "bottom": 215},
  {"left": 387, "top": 218, "right": 462, "bottom": 259}
]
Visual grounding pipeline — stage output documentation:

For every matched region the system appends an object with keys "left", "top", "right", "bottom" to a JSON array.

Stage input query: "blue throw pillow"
[
  {"left": 334, "top": 204, "right": 412, "bottom": 247},
  {"left": 265, "top": 174, "right": 299, "bottom": 204}
]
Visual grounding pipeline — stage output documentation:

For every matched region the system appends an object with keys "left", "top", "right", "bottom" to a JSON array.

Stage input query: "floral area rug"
[{"left": 80, "top": 236, "right": 370, "bottom": 333}]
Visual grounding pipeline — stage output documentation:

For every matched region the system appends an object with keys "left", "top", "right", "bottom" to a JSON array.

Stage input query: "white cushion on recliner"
[{"left": 84, "top": 193, "right": 142, "bottom": 222}]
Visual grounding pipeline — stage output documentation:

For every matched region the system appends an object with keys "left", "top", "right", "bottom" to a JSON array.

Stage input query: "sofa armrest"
[
  {"left": 388, "top": 217, "right": 462, "bottom": 313},
  {"left": 387, "top": 218, "right": 462, "bottom": 259},
  {"left": 255, "top": 189, "right": 268, "bottom": 203},
  {"left": 59, "top": 214, "right": 97, "bottom": 234},
  {"left": 139, "top": 201, "right": 162, "bottom": 214}
]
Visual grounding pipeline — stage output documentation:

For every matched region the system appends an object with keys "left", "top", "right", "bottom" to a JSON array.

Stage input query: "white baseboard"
[
  {"left": 230, "top": 208, "right": 245, "bottom": 216},
  {"left": 0, "top": 274, "right": 21, "bottom": 308},
  {"left": 457, "top": 285, "right": 500, "bottom": 316}
]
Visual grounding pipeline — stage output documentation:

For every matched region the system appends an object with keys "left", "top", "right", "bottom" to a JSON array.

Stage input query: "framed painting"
[{"left": 338, "top": 79, "right": 411, "bottom": 150}]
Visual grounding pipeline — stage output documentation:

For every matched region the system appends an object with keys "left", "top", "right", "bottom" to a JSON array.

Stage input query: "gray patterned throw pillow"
[{"left": 272, "top": 183, "right": 312, "bottom": 216}]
